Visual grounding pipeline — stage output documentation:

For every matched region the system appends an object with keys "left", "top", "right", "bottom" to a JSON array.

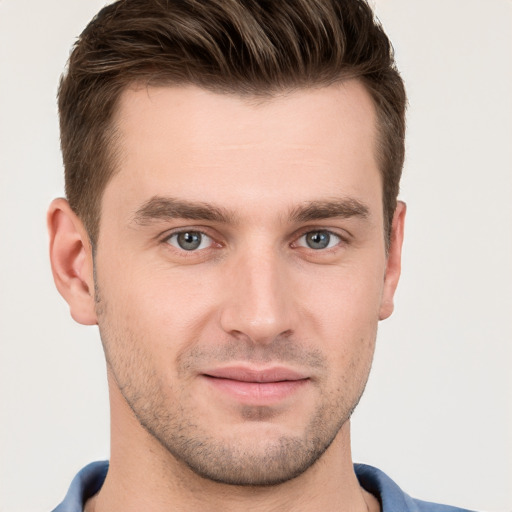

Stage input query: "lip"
[
  {"left": 203, "top": 366, "right": 308, "bottom": 382},
  {"left": 201, "top": 366, "right": 310, "bottom": 404}
]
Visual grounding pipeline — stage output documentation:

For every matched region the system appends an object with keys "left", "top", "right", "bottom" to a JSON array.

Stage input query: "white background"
[{"left": 0, "top": 1, "right": 511, "bottom": 511}]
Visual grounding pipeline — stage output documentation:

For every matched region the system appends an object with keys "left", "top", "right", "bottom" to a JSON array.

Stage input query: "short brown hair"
[{"left": 58, "top": 0, "right": 406, "bottom": 245}]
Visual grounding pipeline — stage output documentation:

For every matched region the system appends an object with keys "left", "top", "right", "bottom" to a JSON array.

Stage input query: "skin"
[{"left": 48, "top": 80, "right": 405, "bottom": 512}]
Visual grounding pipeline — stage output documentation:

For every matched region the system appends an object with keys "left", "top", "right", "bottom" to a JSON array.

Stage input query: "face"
[{"left": 92, "top": 81, "right": 402, "bottom": 485}]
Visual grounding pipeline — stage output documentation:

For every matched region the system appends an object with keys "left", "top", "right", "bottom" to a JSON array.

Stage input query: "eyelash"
[
  {"left": 162, "top": 229, "right": 219, "bottom": 257},
  {"left": 160, "top": 227, "right": 349, "bottom": 255},
  {"left": 293, "top": 230, "right": 345, "bottom": 251}
]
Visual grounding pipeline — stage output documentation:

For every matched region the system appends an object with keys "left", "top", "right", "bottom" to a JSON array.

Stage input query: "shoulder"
[
  {"left": 52, "top": 461, "right": 109, "bottom": 512},
  {"left": 354, "top": 463, "right": 476, "bottom": 512}
]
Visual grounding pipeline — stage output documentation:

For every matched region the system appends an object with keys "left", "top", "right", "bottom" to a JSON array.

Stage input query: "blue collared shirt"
[{"left": 52, "top": 461, "right": 475, "bottom": 512}]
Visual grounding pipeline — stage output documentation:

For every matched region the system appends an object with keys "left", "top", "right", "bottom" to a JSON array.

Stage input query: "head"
[
  {"left": 59, "top": 0, "right": 406, "bottom": 247},
  {"left": 50, "top": 0, "right": 406, "bottom": 489}
]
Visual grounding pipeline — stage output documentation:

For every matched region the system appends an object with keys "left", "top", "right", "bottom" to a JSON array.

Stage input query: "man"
[{"left": 48, "top": 1, "right": 473, "bottom": 511}]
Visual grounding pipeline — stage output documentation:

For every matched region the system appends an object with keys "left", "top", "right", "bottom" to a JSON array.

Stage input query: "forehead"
[
  {"left": 105, "top": 81, "right": 381, "bottom": 220},
  {"left": 114, "top": 80, "right": 377, "bottom": 152}
]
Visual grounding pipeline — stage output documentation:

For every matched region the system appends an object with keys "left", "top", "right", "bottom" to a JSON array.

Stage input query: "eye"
[
  {"left": 296, "top": 230, "right": 341, "bottom": 250},
  {"left": 166, "top": 231, "right": 213, "bottom": 251}
]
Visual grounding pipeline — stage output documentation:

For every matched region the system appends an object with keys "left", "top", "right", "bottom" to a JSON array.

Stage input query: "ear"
[
  {"left": 379, "top": 201, "right": 406, "bottom": 321},
  {"left": 47, "top": 198, "right": 97, "bottom": 325}
]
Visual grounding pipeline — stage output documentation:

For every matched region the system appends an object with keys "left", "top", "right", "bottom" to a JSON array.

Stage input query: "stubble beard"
[
  {"left": 118, "top": 367, "right": 364, "bottom": 487},
  {"left": 95, "top": 290, "right": 374, "bottom": 487},
  {"left": 128, "top": 380, "right": 359, "bottom": 487}
]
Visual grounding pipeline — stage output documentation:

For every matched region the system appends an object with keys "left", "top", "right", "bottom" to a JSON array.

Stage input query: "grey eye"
[
  {"left": 298, "top": 230, "right": 340, "bottom": 250},
  {"left": 167, "top": 231, "right": 212, "bottom": 251}
]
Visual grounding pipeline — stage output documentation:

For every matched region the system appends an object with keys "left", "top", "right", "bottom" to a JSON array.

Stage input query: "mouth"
[{"left": 201, "top": 366, "right": 310, "bottom": 403}]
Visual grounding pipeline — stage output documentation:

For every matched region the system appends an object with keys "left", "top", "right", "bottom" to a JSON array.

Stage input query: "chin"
[
  {"left": 143, "top": 408, "right": 346, "bottom": 487},
  {"left": 174, "top": 432, "right": 333, "bottom": 487}
]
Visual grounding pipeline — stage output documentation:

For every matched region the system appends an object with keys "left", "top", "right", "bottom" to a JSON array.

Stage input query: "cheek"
[
  {"left": 96, "top": 257, "right": 220, "bottom": 356},
  {"left": 299, "top": 262, "right": 383, "bottom": 372},
  {"left": 302, "top": 260, "right": 385, "bottom": 329}
]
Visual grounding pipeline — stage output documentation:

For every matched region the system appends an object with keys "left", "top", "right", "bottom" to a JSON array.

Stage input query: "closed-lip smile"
[{"left": 201, "top": 366, "right": 310, "bottom": 403}]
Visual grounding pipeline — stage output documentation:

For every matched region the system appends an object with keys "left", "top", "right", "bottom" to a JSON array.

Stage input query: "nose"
[{"left": 219, "top": 249, "right": 298, "bottom": 345}]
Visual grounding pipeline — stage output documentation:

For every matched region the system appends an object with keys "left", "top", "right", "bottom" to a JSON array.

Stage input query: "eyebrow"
[
  {"left": 289, "top": 198, "right": 369, "bottom": 222},
  {"left": 132, "top": 196, "right": 234, "bottom": 225},
  {"left": 132, "top": 195, "right": 369, "bottom": 226}
]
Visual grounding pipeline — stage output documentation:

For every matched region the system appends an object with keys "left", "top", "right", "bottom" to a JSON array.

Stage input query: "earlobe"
[
  {"left": 379, "top": 201, "right": 406, "bottom": 321},
  {"left": 47, "top": 198, "right": 97, "bottom": 325}
]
